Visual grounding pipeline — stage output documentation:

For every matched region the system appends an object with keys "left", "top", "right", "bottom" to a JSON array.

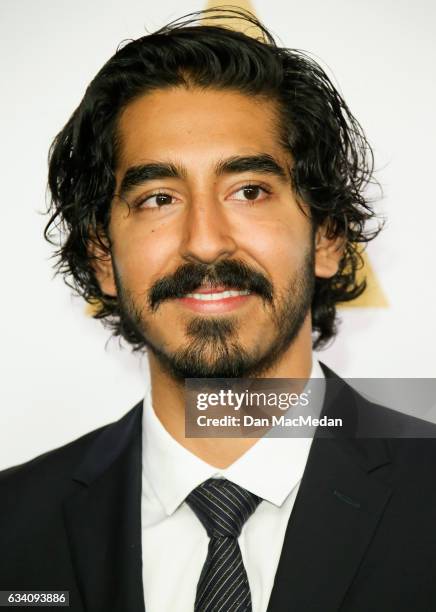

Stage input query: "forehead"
[{"left": 115, "top": 87, "right": 286, "bottom": 171}]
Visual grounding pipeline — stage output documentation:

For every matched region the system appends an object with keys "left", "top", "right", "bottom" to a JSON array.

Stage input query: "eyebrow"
[
  {"left": 118, "top": 162, "right": 186, "bottom": 200},
  {"left": 215, "top": 154, "right": 288, "bottom": 179},
  {"left": 117, "top": 154, "right": 289, "bottom": 200}
]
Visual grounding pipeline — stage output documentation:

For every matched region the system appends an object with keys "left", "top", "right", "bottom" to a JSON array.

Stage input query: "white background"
[{"left": 0, "top": 0, "right": 435, "bottom": 469}]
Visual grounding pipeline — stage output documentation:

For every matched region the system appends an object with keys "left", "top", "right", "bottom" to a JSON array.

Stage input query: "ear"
[
  {"left": 88, "top": 232, "right": 117, "bottom": 297},
  {"left": 314, "top": 224, "right": 344, "bottom": 279}
]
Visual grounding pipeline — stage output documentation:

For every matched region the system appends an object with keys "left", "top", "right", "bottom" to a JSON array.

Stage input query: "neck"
[{"left": 148, "top": 317, "right": 313, "bottom": 468}]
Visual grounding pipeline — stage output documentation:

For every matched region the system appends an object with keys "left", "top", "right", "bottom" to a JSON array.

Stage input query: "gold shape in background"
[
  {"left": 203, "top": 1, "right": 264, "bottom": 38},
  {"left": 343, "top": 252, "right": 388, "bottom": 308}
]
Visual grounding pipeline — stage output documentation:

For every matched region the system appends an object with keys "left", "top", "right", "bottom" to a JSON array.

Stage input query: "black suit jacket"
[{"left": 2, "top": 364, "right": 436, "bottom": 611}]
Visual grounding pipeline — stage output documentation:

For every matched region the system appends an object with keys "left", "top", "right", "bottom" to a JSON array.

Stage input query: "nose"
[{"left": 179, "top": 193, "right": 238, "bottom": 265}]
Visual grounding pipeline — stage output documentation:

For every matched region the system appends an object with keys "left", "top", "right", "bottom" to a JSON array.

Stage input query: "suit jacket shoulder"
[
  {"left": 0, "top": 402, "right": 144, "bottom": 612},
  {"left": 0, "top": 400, "right": 141, "bottom": 491}
]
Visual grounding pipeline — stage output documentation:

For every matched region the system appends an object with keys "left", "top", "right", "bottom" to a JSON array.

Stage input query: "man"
[{"left": 1, "top": 8, "right": 436, "bottom": 612}]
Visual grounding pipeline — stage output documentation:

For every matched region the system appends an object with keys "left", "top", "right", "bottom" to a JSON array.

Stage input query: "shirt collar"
[{"left": 142, "top": 359, "right": 325, "bottom": 515}]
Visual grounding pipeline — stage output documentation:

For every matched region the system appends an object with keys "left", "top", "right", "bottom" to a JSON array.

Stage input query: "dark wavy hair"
[{"left": 45, "top": 7, "right": 381, "bottom": 350}]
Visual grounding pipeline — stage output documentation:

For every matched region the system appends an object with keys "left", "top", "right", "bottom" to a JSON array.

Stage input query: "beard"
[{"left": 113, "top": 249, "right": 315, "bottom": 381}]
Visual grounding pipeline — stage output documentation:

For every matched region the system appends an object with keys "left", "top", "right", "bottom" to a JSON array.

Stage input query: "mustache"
[{"left": 148, "top": 260, "right": 273, "bottom": 311}]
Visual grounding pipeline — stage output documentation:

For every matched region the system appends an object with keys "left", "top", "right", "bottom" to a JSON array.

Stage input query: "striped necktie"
[{"left": 186, "top": 478, "right": 262, "bottom": 612}]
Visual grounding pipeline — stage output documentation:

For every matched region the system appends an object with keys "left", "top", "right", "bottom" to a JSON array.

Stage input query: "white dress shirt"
[{"left": 141, "top": 360, "right": 325, "bottom": 612}]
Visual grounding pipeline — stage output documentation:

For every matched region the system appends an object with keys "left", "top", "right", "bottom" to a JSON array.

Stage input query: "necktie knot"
[{"left": 186, "top": 478, "right": 262, "bottom": 539}]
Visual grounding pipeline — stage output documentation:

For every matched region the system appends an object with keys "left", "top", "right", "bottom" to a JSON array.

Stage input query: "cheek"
[
  {"left": 239, "top": 218, "right": 310, "bottom": 284},
  {"left": 110, "top": 219, "right": 177, "bottom": 290}
]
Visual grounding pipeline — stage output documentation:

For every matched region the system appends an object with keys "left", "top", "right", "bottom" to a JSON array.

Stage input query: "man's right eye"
[{"left": 135, "top": 192, "right": 176, "bottom": 209}]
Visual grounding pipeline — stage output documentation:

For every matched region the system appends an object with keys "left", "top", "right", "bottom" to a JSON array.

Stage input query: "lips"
[
  {"left": 177, "top": 284, "right": 253, "bottom": 313},
  {"left": 184, "top": 287, "right": 251, "bottom": 301}
]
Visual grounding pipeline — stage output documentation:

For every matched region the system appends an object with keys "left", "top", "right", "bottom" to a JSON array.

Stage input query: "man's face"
[{"left": 100, "top": 88, "right": 323, "bottom": 380}]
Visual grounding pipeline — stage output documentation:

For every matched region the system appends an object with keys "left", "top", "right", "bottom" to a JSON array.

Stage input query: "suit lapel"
[
  {"left": 63, "top": 403, "right": 145, "bottom": 612},
  {"left": 267, "top": 366, "right": 393, "bottom": 612}
]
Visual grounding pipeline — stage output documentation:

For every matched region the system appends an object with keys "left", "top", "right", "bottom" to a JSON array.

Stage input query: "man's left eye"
[{"left": 231, "top": 185, "right": 270, "bottom": 202}]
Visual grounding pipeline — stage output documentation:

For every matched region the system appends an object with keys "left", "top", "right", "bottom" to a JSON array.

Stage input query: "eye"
[
  {"left": 134, "top": 191, "right": 177, "bottom": 209},
  {"left": 230, "top": 184, "right": 271, "bottom": 203}
]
